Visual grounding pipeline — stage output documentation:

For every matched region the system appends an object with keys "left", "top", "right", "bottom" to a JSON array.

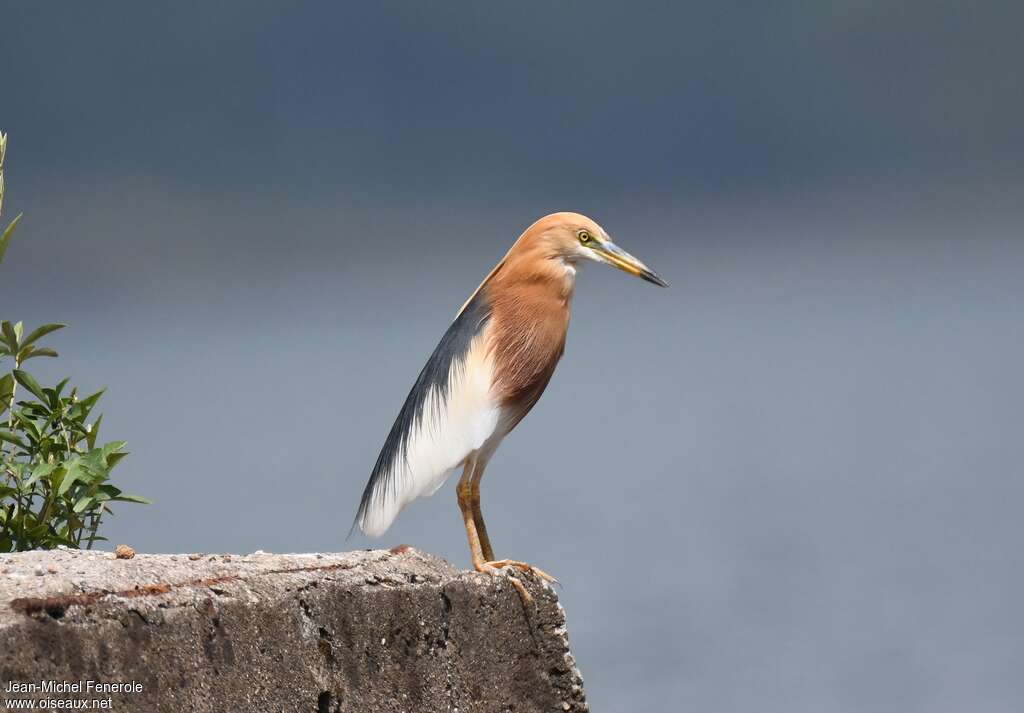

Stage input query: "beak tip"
[{"left": 642, "top": 271, "right": 669, "bottom": 288}]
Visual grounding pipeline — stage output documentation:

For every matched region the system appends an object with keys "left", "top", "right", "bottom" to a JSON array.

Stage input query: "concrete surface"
[{"left": 0, "top": 547, "right": 587, "bottom": 712}]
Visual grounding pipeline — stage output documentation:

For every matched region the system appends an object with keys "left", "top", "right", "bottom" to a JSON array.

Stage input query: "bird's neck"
[{"left": 494, "top": 244, "right": 576, "bottom": 306}]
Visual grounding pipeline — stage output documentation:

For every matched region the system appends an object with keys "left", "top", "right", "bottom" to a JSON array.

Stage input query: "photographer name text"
[{"left": 4, "top": 681, "right": 142, "bottom": 695}]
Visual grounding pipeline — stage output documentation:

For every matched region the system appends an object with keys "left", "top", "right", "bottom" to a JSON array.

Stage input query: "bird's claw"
[
  {"left": 477, "top": 563, "right": 532, "bottom": 604},
  {"left": 474, "top": 559, "right": 558, "bottom": 606},
  {"left": 484, "top": 559, "right": 559, "bottom": 585}
]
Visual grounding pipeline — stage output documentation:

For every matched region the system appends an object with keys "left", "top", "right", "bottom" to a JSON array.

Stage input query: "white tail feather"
[{"left": 358, "top": 336, "right": 499, "bottom": 536}]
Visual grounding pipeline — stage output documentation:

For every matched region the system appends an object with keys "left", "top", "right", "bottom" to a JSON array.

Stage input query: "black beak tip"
[{"left": 641, "top": 270, "right": 669, "bottom": 288}]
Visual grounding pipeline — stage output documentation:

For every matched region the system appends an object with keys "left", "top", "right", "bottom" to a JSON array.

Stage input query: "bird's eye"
[{"left": 577, "top": 230, "right": 593, "bottom": 244}]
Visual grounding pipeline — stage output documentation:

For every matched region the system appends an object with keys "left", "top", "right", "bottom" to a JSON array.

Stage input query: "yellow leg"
[
  {"left": 456, "top": 457, "right": 531, "bottom": 604},
  {"left": 456, "top": 456, "right": 557, "bottom": 606},
  {"left": 469, "top": 456, "right": 496, "bottom": 562},
  {"left": 456, "top": 457, "right": 486, "bottom": 567}
]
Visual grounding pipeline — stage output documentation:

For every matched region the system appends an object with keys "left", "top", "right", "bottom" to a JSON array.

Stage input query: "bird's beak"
[{"left": 594, "top": 241, "right": 669, "bottom": 287}]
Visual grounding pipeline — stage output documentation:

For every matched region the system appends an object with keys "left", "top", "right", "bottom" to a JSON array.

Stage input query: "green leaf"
[
  {"left": 18, "top": 347, "right": 59, "bottom": 362},
  {"left": 0, "top": 321, "right": 18, "bottom": 353},
  {"left": 27, "top": 462, "right": 59, "bottom": 486},
  {"left": 0, "top": 372, "right": 12, "bottom": 414},
  {"left": 79, "top": 450, "right": 108, "bottom": 478},
  {"left": 78, "top": 388, "right": 106, "bottom": 412},
  {"left": 112, "top": 493, "right": 152, "bottom": 504},
  {"left": 12, "top": 370, "right": 46, "bottom": 401},
  {"left": 0, "top": 430, "right": 27, "bottom": 449},
  {"left": 21, "top": 323, "right": 65, "bottom": 350},
  {"left": 69, "top": 390, "right": 105, "bottom": 426},
  {"left": 41, "top": 387, "right": 60, "bottom": 411},
  {"left": 17, "top": 400, "right": 48, "bottom": 419},
  {"left": 13, "top": 413, "right": 40, "bottom": 442},
  {"left": 0, "top": 213, "right": 22, "bottom": 265},
  {"left": 26, "top": 523, "right": 49, "bottom": 539},
  {"left": 101, "top": 440, "right": 127, "bottom": 458},
  {"left": 86, "top": 413, "right": 102, "bottom": 450},
  {"left": 57, "top": 460, "right": 87, "bottom": 496},
  {"left": 73, "top": 495, "right": 95, "bottom": 514}
]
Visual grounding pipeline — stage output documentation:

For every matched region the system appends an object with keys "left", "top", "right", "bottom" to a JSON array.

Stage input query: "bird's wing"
[{"left": 355, "top": 291, "right": 499, "bottom": 537}]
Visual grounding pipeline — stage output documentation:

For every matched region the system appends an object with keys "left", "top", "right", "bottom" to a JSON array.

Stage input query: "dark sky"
[
  {"left": 5, "top": 2, "right": 1024, "bottom": 196},
  {"left": 3, "top": 4, "right": 1023, "bottom": 712}
]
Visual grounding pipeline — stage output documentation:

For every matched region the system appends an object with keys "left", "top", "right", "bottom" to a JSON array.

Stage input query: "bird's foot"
[
  {"left": 474, "top": 560, "right": 557, "bottom": 606},
  {"left": 484, "top": 559, "right": 558, "bottom": 585}
]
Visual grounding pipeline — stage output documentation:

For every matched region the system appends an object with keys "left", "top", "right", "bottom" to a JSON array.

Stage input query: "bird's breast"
[{"left": 484, "top": 285, "right": 570, "bottom": 424}]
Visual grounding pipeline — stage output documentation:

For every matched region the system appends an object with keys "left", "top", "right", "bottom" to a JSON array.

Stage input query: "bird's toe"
[
  {"left": 474, "top": 561, "right": 534, "bottom": 604},
  {"left": 483, "top": 559, "right": 558, "bottom": 585}
]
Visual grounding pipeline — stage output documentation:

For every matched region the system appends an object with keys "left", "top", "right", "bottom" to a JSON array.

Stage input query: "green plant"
[{"left": 0, "top": 131, "right": 149, "bottom": 551}]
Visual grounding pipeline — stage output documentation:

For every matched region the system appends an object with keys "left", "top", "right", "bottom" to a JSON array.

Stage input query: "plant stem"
[
  {"left": 2, "top": 359, "right": 21, "bottom": 501},
  {"left": 85, "top": 512, "right": 101, "bottom": 549},
  {"left": 2, "top": 358, "right": 19, "bottom": 460}
]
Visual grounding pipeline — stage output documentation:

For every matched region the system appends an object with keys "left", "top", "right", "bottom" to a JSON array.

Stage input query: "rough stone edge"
[{"left": 0, "top": 547, "right": 588, "bottom": 712}]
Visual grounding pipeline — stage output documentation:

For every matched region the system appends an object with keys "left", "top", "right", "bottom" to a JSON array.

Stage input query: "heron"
[{"left": 354, "top": 212, "right": 667, "bottom": 601}]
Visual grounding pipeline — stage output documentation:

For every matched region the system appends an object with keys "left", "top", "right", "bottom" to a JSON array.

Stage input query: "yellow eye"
[{"left": 577, "top": 230, "right": 592, "bottom": 244}]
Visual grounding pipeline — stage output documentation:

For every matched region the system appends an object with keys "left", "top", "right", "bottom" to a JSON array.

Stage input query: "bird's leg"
[
  {"left": 469, "top": 457, "right": 496, "bottom": 562},
  {"left": 468, "top": 463, "right": 552, "bottom": 585},
  {"left": 456, "top": 459, "right": 487, "bottom": 567},
  {"left": 457, "top": 457, "right": 533, "bottom": 605},
  {"left": 471, "top": 463, "right": 555, "bottom": 584}
]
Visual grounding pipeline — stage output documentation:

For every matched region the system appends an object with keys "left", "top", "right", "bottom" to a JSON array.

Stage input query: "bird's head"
[{"left": 526, "top": 212, "right": 668, "bottom": 287}]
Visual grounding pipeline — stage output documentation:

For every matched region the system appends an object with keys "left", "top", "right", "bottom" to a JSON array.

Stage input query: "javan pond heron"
[{"left": 355, "top": 213, "right": 667, "bottom": 601}]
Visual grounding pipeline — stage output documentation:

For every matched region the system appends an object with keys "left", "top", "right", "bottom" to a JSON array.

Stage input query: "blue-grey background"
[{"left": 3, "top": 3, "right": 1023, "bottom": 711}]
